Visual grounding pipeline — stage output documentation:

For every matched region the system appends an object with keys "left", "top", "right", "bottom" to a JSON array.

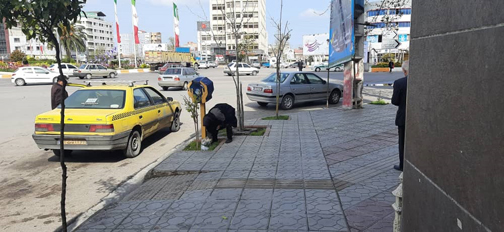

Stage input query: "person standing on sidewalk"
[
  {"left": 203, "top": 103, "right": 237, "bottom": 143},
  {"left": 391, "top": 60, "right": 409, "bottom": 171},
  {"left": 297, "top": 60, "right": 303, "bottom": 71},
  {"left": 51, "top": 75, "right": 68, "bottom": 109},
  {"left": 389, "top": 60, "right": 394, "bottom": 73}
]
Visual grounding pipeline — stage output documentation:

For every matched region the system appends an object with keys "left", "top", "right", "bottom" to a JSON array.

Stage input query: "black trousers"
[
  {"left": 398, "top": 126, "right": 405, "bottom": 168},
  {"left": 298, "top": 67, "right": 303, "bottom": 71},
  {"left": 210, "top": 125, "right": 233, "bottom": 142}
]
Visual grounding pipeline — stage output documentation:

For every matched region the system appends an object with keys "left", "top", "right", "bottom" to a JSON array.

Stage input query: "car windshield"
[
  {"left": 164, "top": 68, "right": 181, "bottom": 74},
  {"left": 262, "top": 73, "right": 289, "bottom": 83},
  {"left": 79, "top": 64, "right": 86, "bottom": 69},
  {"left": 61, "top": 90, "right": 126, "bottom": 109}
]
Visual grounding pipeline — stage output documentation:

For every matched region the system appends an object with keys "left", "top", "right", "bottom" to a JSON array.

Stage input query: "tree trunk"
[
  {"left": 234, "top": 36, "right": 244, "bottom": 131},
  {"left": 275, "top": 58, "right": 281, "bottom": 118},
  {"left": 52, "top": 33, "right": 68, "bottom": 232}
]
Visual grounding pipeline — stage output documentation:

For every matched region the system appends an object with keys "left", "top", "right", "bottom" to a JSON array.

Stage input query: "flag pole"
[
  {"left": 131, "top": 1, "right": 138, "bottom": 68},
  {"left": 114, "top": 0, "right": 121, "bottom": 69}
]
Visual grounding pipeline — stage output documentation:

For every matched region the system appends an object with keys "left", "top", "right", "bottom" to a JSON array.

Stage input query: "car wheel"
[
  {"left": 124, "top": 130, "right": 141, "bottom": 158},
  {"left": 86, "top": 74, "right": 92, "bottom": 79},
  {"left": 162, "top": 86, "right": 168, "bottom": 91},
  {"left": 52, "top": 149, "right": 73, "bottom": 157},
  {"left": 14, "top": 78, "right": 26, "bottom": 86},
  {"left": 227, "top": 73, "right": 232, "bottom": 76},
  {"left": 182, "top": 82, "right": 188, "bottom": 90},
  {"left": 109, "top": 72, "right": 116, "bottom": 78},
  {"left": 257, "top": 102, "right": 268, "bottom": 107},
  {"left": 329, "top": 89, "right": 341, "bottom": 104},
  {"left": 252, "top": 71, "right": 258, "bottom": 76},
  {"left": 315, "top": 67, "right": 321, "bottom": 72},
  {"left": 170, "top": 112, "right": 181, "bottom": 132},
  {"left": 281, "top": 94, "right": 294, "bottom": 110},
  {"left": 78, "top": 76, "right": 84, "bottom": 79}
]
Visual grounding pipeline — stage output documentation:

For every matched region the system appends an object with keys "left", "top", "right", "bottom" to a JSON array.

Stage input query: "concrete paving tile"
[
  {"left": 362, "top": 212, "right": 394, "bottom": 232},
  {"left": 223, "top": 170, "right": 251, "bottom": 179},
  {"left": 115, "top": 211, "right": 163, "bottom": 230},
  {"left": 179, "top": 190, "right": 213, "bottom": 201},
  {"left": 230, "top": 212, "right": 270, "bottom": 230},
  {"left": 208, "top": 189, "right": 243, "bottom": 200},
  {"left": 306, "top": 200, "right": 343, "bottom": 215},
  {"left": 338, "top": 185, "right": 382, "bottom": 210},
  {"left": 273, "top": 189, "right": 305, "bottom": 201},
  {"left": 344, "top": 208, "right": 382, "bottom": 231},
  {"left": 304, "top": 190, "right": 338, "bottom": 202},
  {"left": 101, "top": 201, "right": 141, "bottom": 214},
  {"left": 271, "top": 200, "right": 306, "bottom": 214},
  {"left": 236, "top": 199, "right": 272, "bottom": 213},
  {"left": 268, "top": 213, "right": 308, "bottom": 231},
  {"left": 200, "top": 200, "right": 238, "bottom": 213},
  {"left": 152, "top": 212, "right": 198, "bottom": 230},
  {"left": 167, "top": 199, "right": 205, "bottom": 213},
  {"left": 192, "top": 212, "right": 233, "bottom": 230},
  {"left": 133, "top": 200, "right": 173, "bottom": 213},
  {"left": 241, "top": 189, "right": 273, "bottom": 200},
  {"left": 78, "top": 212, "right": 129, "bottom": 230},
  {"left": 76, "top": 229, "right": 113, "bottom": 232},
  {"left": 307, "top": 213, "right": 348, "bottom": 231}
]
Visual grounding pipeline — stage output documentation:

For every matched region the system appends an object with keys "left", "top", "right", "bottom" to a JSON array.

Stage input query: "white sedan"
[
  {"left": 11, "top": 66, "right": 66, "bottom": 86},
  {"left": 224, "top": 62, "right": 259, "bottom": 76}
]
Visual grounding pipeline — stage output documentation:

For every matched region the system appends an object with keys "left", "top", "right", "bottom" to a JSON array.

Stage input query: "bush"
[
  {"left": 371, "top": 62, "right": 390, "bottom": 68},
  {"left": 10, "top": 50, "right": 25, "bottom": 62},
  {"left": 139, "top": 63, "right": 150, "bottom": 68},
  {"left": 394, "top": 62, "right": 402, "bottom": 67}
]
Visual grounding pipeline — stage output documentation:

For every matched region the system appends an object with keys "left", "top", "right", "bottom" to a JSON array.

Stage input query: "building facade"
[
  {"left": 76, "top": 11, "right": 115, "bottom": 59},
  {"left": 7, "top": 26, "right": 57, "bottom": 60},
  {"left": 120, "top": 31, "right": 163, "bottom": 60},
  {"left": 208, "top": 0, "right": 268, "bottom": 62},
  {"left": 365, "top": 0, "right": 411, "bottom": 64}
]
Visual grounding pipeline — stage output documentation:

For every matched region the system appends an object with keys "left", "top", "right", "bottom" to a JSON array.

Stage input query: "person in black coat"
[
  {"left": 51, "top": 75, "right": 68, "bottom": 109},
  {"left": 297, "top": 61, "right": 303, "bottom": 71},
  {"left": 391, "top": 60, "right": 409, "bottom": 171},
  {"left": 203, "top": 103, "right": 238, "bottom": 143},
  {"left": 389, "top": 61, "right": 394, "bottom": 73}
]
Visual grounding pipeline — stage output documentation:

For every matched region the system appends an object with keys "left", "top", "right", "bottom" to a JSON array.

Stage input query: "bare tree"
[
  {"left": 270, "top": 0, "right": 292, "bottom": 118},
  {"left": 188, "top": 0, "right": 258, "bottom": 131}
]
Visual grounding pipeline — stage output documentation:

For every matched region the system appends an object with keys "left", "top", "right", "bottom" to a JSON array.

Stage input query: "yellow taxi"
[{"left": 32, "top": 81, "right": 182, "bottom": 158}]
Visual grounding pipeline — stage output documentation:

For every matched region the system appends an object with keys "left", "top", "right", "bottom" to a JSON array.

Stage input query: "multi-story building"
[
  {"left": 7, "top": 26, "right": 57, "bottom": 60},
  {"left": 1, "top": 23, "right": 12, "bottom": 60},
  {"left": 76, "top": 11, "right": 114, "bottom": 59},
  {"left": 120, "top": 31, "right": 162, "bottom": 60},
  {"left": 365, "top": 0, "right": 412, "bottom": 64},
  {"left": 208, "top": 0, "right": 268, "bottom": 62}
]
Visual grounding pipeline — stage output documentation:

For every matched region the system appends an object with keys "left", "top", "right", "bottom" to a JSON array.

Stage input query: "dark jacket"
[
  {"left": 389, "top": 61, "right": 394, "bottom": 68},
  {"left": 203, "top": 103, "right": 237, "bottom": 131},
  {"left": 392, "top": 77, "right": 407, "bottom": 127},
  {"left": 51, "top": 83, "right": 68, "bottom": 109},
  {"left": 297, "top": 62, "right": 303, "bottom": 68}
]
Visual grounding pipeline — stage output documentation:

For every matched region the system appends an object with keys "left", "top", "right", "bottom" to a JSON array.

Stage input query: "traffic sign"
[{"left": 381, "top": 39, "right": 400, "bottom": 49}]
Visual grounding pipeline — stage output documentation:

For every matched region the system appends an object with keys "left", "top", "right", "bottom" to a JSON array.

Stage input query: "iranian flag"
[
  {"left": 173, "top": 3, "right": 180, "bottom": 47},
  {"left": 114, "top": 0, "right": 121, "bottom": 43},
  {"left": 132, "top": 0, "right": 139, "bottom": 44}
]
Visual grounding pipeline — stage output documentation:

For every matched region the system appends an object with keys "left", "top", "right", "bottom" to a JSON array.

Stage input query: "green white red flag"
[
  {"left": 114, "top": 0, "right": 121, "bottom": 43},
  {"left": 132, "top": 0, "right": 139, "bottom": 44},
  {"left": 173, "top": 2, "right": 180, "bottom": 47}
]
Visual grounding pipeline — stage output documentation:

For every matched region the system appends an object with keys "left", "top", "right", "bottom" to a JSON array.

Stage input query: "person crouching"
[{"left": 203, "top": 103, "right": 238, "bottom": 143}]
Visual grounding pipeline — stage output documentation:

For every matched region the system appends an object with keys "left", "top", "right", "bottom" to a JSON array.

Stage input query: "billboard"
[
  {"left": 328, "top": 0, "right": 354, "bottom": 67},
  {"left": 302, "top": 33, "right": 329, "bottom": 56}
]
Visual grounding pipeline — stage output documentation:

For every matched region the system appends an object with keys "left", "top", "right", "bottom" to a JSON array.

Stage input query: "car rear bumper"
[
  {"left": 158, "top": 81, "right": 184, "bottom": 87},
  {"left": 246, "top": 93, "right": 280, "bottom": 103},
  {"left": 32, "top": 130, "right": 131, "bottom": 151},
  {"left": 73, "top": 72, "right": 88, "bottom": 77}
]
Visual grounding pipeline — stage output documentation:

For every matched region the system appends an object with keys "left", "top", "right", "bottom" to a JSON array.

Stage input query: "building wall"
[
  {"left": 7, "top": 26, "right": 56, "bottom": 59},
  {"left": 403, "top": 0, "right": 504, "bottom": 231},
  {"left": 76, "top": 15, "right": 114, "bottom": 54}
]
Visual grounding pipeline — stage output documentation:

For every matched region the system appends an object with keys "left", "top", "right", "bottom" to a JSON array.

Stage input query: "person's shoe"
[
  {"left": 225, "top": 138, "right": 233, "bottom": 143},
  {"left": 393, "top": 165, "right": 403, "bottom": 171}
]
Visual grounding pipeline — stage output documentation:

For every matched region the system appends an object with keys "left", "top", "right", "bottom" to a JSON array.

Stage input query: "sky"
[{"left": 83, "top": 0, "right": 332, "bottom": 49}]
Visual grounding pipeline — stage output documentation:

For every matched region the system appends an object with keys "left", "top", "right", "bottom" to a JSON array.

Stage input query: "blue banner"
[
  {"left": 367, "top": 35, "right": 378, "bottom": 43},
  {"left": 398, "top": 34, "right": 409, "bottom": 42},
  {"left": 329, "top": 0, "right": 355, "bottom": 67}
]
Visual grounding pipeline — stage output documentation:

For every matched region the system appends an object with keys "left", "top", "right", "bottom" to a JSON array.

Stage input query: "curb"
[
  {"left": 365, "top": 83, "right": 393, "bottom": 87},
  {"left": 118, "top": 69, "right": 151, "bottom": 74},
  {"left": 65, "top": 133, "right": 194, "bottom": 232},
  {"left": 1, "top": 74, "right": 11, "bottom": 79}
]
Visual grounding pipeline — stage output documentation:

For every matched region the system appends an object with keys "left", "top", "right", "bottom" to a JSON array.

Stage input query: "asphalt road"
[{"left": 0, "top": 67, "right": 402, "bottom": 231}]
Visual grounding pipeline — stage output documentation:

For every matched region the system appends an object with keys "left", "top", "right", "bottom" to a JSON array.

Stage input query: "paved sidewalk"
[{"left": 76, "top": 104, "right": 400, "bottom": 232}]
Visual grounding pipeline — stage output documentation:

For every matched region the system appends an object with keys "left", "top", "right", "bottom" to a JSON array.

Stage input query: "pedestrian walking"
[
  {"left": 297, "top": 61, "right": 303, "bottom": 71},
  {"left": 391, "top": 60, "right": 409, "bottom": 171},
  {"left": 389, "top": 60, "right": 394, "bottom": 73},
  {"left": 203, "top": 103, "right": 238, "bottom": 143},
  {"left": 51, "top": 75, "right": 68, "bottom": 109}
]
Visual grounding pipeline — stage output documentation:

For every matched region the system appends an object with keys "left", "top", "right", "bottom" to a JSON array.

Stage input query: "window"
[
  {"left": 133, "top": 89, "right": 151, "bottom": 108},
  {"left": 163, "top": 68, "right": 181, "bottom": 75},
  {"left": 305, "top": 73, "right": 324, "bottom": 84},
  {"left": 143, "top": 88, "right": 166, "bottom": 105},
  {"left": 88, "top": 65, "right": 96, "bottom": 70},
  {"left": 15, "top": 46, "right": 21, "bottom": 50},
  {"left": 97, "top": 65, "right": 106, "bottom": 69},
  {"left": 36, "top": 46, "right": 40, "bottom": 51},
  {"left": 34, "top": 68, "right": 48, "bottom": 74},
  {"left": 64, "top": 90, "right": 126, "bottom": 109},
  {"left": 14, "top": 38, "right": 20, "bottom": 43},
  {"left": 22, "top": 68, "right": 33, "bottom": 74},
  {"left": 262, "top": 73, "right": 289, "bottom": 83},
  {"left": 398, "top": 22, "right": 411, "bottom": 27},
  {"left": 291, "top": 74, "right": 308, "bottom": 84},
  {"left": 68, "top": 65, "right": 77, "bottom": 69},
  {"left": 237, "top": 64, "right": 243, "bottom": 68},
  {"left": 243, "top": 64, "right": 250, "bottom": 68},
  {"left": 26, "top": 46, "right": 31, "bottom": 51}
]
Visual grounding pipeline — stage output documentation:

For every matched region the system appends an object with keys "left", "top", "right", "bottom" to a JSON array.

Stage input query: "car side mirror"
[
  {"left": 322, "top": 80, "right": 327, "bottom": 84},
  {"left": 166, "top": 97, "right": 173, "bottom": 102},
  {"left": 196, "top": 72, "right": 200, "bottom": 75}
]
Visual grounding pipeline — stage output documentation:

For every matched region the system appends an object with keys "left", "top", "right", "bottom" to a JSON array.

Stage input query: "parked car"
[
  {"left": 198, "top": 61, "right": 210, "bottom": 69},
  {"left": 251, "top": 62, "right": 261, "bottom": 69},
  {"left": 261, "top": 62, "right": 270, "bottom": 68},
  {"left": 11, "top": 66, "right": 67, "bottom": 86},
  {"left": 73, "top": 64, "right": 118, "bottom": 79},
  {"left": 208, "top": 61, "right": 218, "bottom": 68},
  {"left": 246, "top": 72, "right": 343, "bottom": 110},
  {"left": 289, "top": 62, "right": 306, "bottom": 69},
  {"left": 158, "top": 67, "right": 199, "bottom": 90},
  {"left": 311, "top": 63, "right": 343, "bottom": 72},
  {"left": 48, "top": 63, "right": 78, "bottom": 77},
  {"left": 32, "top": 82, "right": 182, "bottom": 158},
  {"left": 224, "top": 62, "right": 259, "bottom": 76}
]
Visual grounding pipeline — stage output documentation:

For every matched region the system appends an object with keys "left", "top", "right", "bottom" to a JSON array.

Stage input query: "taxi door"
[
  {"left": 143, "top": 87, "right": 172, "bottom": 129},
  {"left": 132, "top": 88, "right": 159, "bottom": 137}
]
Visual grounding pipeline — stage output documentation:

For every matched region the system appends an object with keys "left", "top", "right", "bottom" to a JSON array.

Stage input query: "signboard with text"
[{"left": 328, "top": 0, "right": 354, "bottom": 67}]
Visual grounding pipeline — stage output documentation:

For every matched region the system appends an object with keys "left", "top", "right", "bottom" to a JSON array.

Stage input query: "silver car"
[
  {"left": 74, "top": 64, "right": 118, "bottom": 79},
  {"left": 158, "top": 67, "right": 198, "bottom": 90},
  {"left": 246, "top": 72, "right": 343, "bottom": 110}
]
